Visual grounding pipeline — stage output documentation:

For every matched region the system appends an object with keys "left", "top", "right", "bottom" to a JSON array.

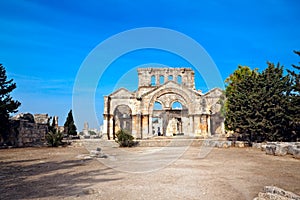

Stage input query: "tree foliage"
[
  {"left": 0, "top": 64, "right": 21, "bottom": 142},
  {"left": 46, "top": 130, "right": 63, "bottom": 147},
  {"left": 64, "top": 109, "right": 77, "bottom": 136},
  {"left": 287, "top": 51, "right": 300, "bottom": 138},
  {"left": 225, "top": 53, "right": 300, "bottom": 142},
  {"left": 115, "top": 129, "right": 134, "bottom": 147}
]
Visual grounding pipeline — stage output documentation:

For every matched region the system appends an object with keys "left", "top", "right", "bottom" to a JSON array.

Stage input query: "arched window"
[
  {"left": 168, "top": 75, "right": 173, "bottom": 81},
  {"left": 159, "top": 75, "right": 164, "bottom": 84},
  {"left": 151, "top": 75, "right": 156, "bottom": 86},
  {"left": 172, "top": 101, "right": 182, "bottom": 110},
  {"left": 154, "top": 101, "right": 163, "bottom": 110},
  {"left": 177, "top": 75, "right": 182, "bottom": 84}
]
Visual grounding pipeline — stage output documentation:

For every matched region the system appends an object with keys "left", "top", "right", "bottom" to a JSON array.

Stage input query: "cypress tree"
[{"left": 64, "top": 109, "right": 77, "bottom": 136}]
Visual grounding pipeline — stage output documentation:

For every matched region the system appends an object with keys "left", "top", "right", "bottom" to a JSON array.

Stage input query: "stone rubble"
[
  {"left": 252, "top": 142, "right": 300, "bottom": 159},
  {"left": 253, "top": 186, "right": 300, "bottom": 200},
  {"left": 90, "top": 147, "right": 108, "bottom": 158}
]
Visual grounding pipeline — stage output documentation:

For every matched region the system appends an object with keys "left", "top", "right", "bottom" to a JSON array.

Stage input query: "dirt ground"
[{"left": 0, "top": 143, "right": 299, "bottom": 200}]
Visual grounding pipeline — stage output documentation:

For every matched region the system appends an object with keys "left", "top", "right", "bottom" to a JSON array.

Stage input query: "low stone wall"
[
  {"left": 202, "top": 140, "right": 232, "bottom": 148},
  {"left": 252, "top": 142, "right": 300, "bottom": 159},
  {"left": 253, "top": 186, "right": 300, "bottom": 200}
]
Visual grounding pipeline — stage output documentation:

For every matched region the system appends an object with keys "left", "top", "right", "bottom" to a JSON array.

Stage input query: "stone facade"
[{"left": 103, "top": 67, "right": 225, "bottom": 140}]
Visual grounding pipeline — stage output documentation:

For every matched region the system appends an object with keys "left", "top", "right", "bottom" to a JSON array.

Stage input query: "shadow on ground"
[{"left": 0, "top": 156, "right": 121, "bottom": 199}]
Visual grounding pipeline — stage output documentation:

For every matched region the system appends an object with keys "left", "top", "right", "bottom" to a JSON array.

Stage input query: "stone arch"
[
  {"left": 151, "top": 75, "right": 156, "bottom": 86},
  {"left": 148, "top": 88, "right": 191, "bottom": 136},
  {"left": 148, "top": 88, "right": 192, "bottom": 114},
  {"left": 110, "top": 102, "right": 134, "bottom": 116},
  {"left": 177, "top": 75, "right": 182, "bottom": 84},
  {"left": 154, "top": 101, "right": 164, "bottom": 110},
  {"left": 171, "top": 101, "right": 184, "bottom": 110},
  {"left": 159, "top": 75, "right": 164, "bottom": 84},
  {"left": 113, "top": 104, "right": 132, "bottom": 137}
]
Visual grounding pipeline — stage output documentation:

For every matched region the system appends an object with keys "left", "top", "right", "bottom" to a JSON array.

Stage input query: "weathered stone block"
[
  {"left": 265, "top": 145, "right": 276, "bottom": 155},
  {"left": 274, "top": 144, "right": 289, "bottom": 156},
  {"left": 235, "top": 141, "right": 247, "bottom": 148},
  {"left": 223, "top": 141, "right": 232, "bottom": 148},
  {"left": 287, "top": 145, "right": 297, "bottom": 155},
  {"left": 264, "top": 186, "right": 300, "bottom": 199},
  {"left": 261, "top": 144, "right": 267, "bottom": 151},
  {"left": 293, "top": 148, "right": 300, "bottom": 159},
  {"left": 252, "top": 142, "right": 262, "bottom": 149}
]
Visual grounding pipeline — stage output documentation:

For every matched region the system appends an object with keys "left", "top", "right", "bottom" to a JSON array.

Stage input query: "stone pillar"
[
  {"left": 109, "top": 115, "right": 114, "bottom": 140},
  {"left": 189, "top": 115, "right": 194, "bottom": 137},
  {"left": 221, "top": 118, "right": 225, "bottom": 134},
  {"left": 103, "top": 115, "right": 109, "bottom": 139},
  {"left": 155, "top": 75, "right": 159, "bottom": 86},
  {"left": 194, "top": 115, "right": 200, "bottom": 135},
  {"left": 149, "top": 115, "right": 153, "bottom": 136},
  {"left": 207, "top": 115, "right": 211, "bottom": 137},
  {"left": 131, "top": 115, "right": 137, "bottom": 138},
  {"left": 142, "top": 115, "right": 149, "bottom": 138},
  {"left": 53, "top": 116, "right": 58, "bottom": 128},
  {"left": 164, "top": 75, "right": 168, "bottom": 83},
  {"left": 136, "top": 113, "right": 142, "bottom": 139}
]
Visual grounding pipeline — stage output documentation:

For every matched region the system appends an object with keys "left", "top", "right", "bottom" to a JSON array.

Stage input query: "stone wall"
[{"left": 7, "top": 113, "right": 49, "bottom": 147}]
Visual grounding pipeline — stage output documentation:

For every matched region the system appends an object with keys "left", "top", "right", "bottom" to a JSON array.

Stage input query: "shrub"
[
  {"left": 88, "top": 130, "right": 97, "bottom": 135},
  {"left": 115, "top": 129, "right": 134, "bottom": 147},
  {"left": 46, "top": 130, "right": 63, "bottom": 147}
]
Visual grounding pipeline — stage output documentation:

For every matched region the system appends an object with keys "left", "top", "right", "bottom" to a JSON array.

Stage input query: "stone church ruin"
[{"left": 103, "top": 67, "right": 225, "bottom": 140}]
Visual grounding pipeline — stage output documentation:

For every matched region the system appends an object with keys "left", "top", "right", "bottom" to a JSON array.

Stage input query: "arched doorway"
[
  {"left": 113, "top": 105, "right": 132, "bottom": 138},
  {"left": 165, "top": 101, "right": 183, "bottom": 136},
  {"left": 149, "top": 92, "right": 190, "bottom": 137},
  {"left": 152, "top": 101, "right": 163, "bottom": 136}
]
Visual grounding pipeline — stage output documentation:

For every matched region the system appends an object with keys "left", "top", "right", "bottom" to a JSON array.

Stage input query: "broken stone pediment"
[
  {"left": 203, "top": 88, "right": 223, "bottom": 97},
  {"left": 109, "top": 88, "right": 134, "bottom": 98}
]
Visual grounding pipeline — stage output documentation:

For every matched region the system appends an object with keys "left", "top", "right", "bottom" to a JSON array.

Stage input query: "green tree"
[
  {"left": 257, "top": 62, "right": 290, "bottom": 141},
  {"left": 64, "top": 109, "right": 77, "bottom": 136},
  {"left": 225, "top": 63, "right": 292, "bottom": 142},
  {"left": 0, "top": 64, "right": 21, "bottom": 142},
  {"left": 224, "top": 66, "right": 258, "bottom": 136},
  {"left": 286, "top": 51, "right": 300, "bottom": 140}
]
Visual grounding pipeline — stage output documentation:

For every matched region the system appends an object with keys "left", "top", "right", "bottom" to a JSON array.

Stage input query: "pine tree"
[
  {"left": 224, "top": 66, "right": 258, "bottom": 141},
  {"left": 257, "top": 62, "right": 290, "bottom": 141},
  {"left": 64, "top": 109, "right": 77, "bottom": 136},
  {"left": 0, "top": 64, "right": 21, "bottom": 142},
  {"left": 287, "top": 51, "right": 300, "bottom": 140}
]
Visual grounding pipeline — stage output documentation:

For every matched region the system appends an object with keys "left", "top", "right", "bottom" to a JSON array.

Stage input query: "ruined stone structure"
[
  {"left": 7, "top": 113, "right": 50, "bottom": 147},
  {"left": 103, "top": 67, "right": 224, "bottom": 140}
]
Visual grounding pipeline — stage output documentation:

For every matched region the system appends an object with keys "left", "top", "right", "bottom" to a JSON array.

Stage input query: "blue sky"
[{"left": 1, "top": 0, "right": 299, "bottom": 130}]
